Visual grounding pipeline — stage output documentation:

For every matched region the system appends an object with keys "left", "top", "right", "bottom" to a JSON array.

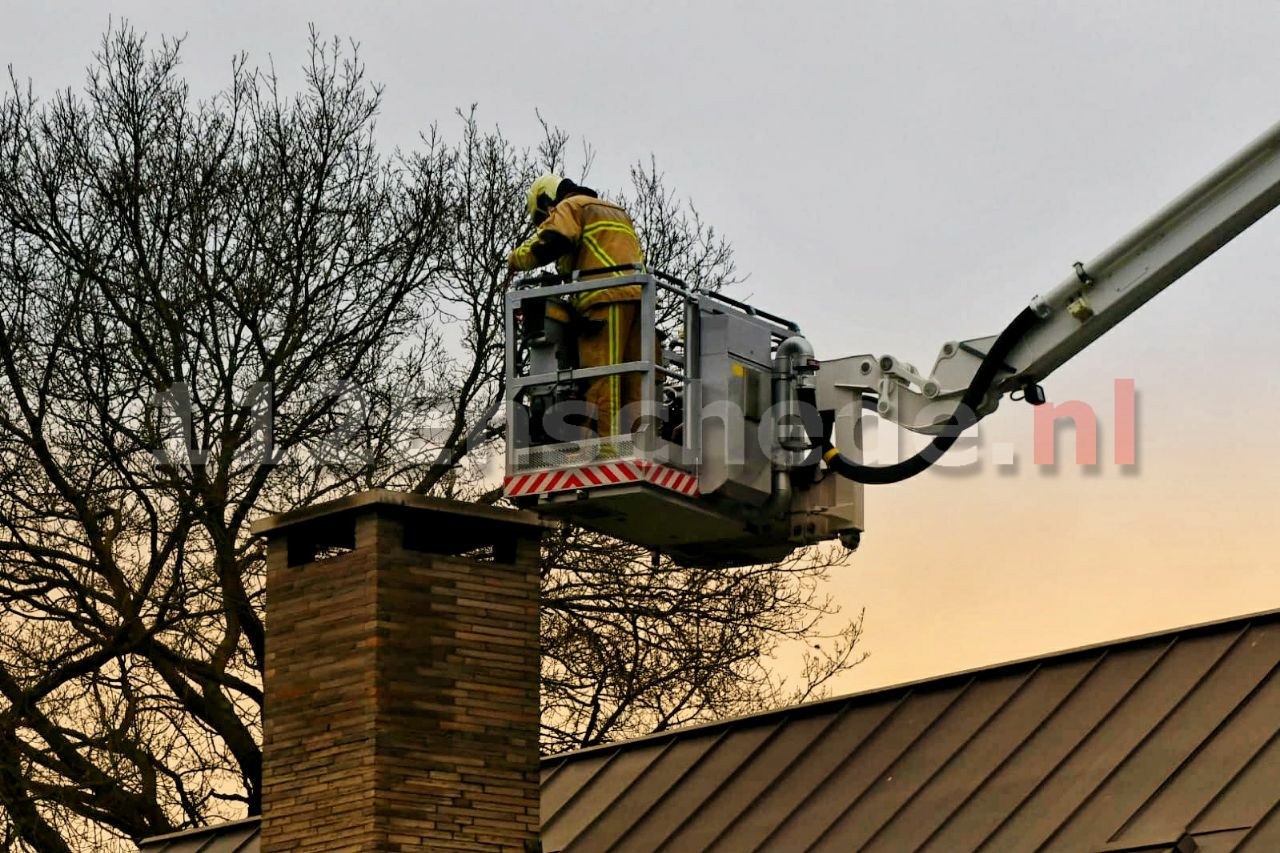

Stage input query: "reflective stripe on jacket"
[{"left": 508, "top": 194, "right": 644, "bottom": 309}]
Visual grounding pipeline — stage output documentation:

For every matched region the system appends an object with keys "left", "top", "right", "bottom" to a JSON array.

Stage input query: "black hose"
[{"left": 823, "top": 307, "right": 1040, "bottom": 484}]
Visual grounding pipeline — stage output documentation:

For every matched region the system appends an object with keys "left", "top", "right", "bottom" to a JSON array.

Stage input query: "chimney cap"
[{"left": 249, "top": 488, "right": 556, "bottom": 540}]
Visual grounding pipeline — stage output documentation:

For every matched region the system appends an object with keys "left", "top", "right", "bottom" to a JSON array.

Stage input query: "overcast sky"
[{"left": 5, "top": 1, "right": 1280, "bottom": 691}]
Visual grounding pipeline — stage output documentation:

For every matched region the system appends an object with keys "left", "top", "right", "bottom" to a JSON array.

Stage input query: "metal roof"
[
  {"left": 540, "top": 608, "right": 1280, "bottom": 853},
  {"left": 139, "top": 609, "right": 1280, "bottom": 853}
]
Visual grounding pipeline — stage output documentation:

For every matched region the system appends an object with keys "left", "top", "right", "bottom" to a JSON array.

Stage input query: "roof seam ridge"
[
  {"left": 924, "top": 657, "right": 1116, "bottom": 852},
  {"left": 747, "top": 690, "right": 915, "bottom": 853},
  {"left": 1109, "top": 624, "right": 1273, "bottom": 842},
  {"left": 805, "top": 678, "right": 978, "bottom": 852},
  {"left": 1045, "top": 628, "right": 1251, "bottom": 850},
  {"left": 1231, "top": 795, "right": 1280, "bottom": 849},
  {"left": 1020, "top": 637, "right": 1186, "bottom": 853},
  {"left": 880, "top": 664, "right": 1045, "bottom": 853},
  {"left": 655, "top": 713, "right": 795, "bottom": 853},
  {"left": 702, "top": 702, "right": 858, "bottom": 853},
  {"left": 542, "top": 744, "right": 622, "bottom": 832},
  {"left": 1186, "top": 708, "right": 1280, "bottom": 834},
  {"left": 633, "top": 726, "right": 739, "bottom": 853},
  {"left": 562, "top": 737, "right": 676, "bottom": 851},
  {"left": 970, "top": 641, "right": 1159, "bottom": 853}
]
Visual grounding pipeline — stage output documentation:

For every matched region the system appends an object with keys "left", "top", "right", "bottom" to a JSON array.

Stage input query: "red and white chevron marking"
[
  {"left": 505, "top": 459, "right": 699, "bottom": 498},
  {"left": 641, "top": 461, "right": 699, "bottom": 496}
]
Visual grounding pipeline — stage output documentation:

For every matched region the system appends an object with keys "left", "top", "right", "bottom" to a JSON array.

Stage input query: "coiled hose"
[{"left": 822, "top": 307, "right": 1040, "bottom": 484}]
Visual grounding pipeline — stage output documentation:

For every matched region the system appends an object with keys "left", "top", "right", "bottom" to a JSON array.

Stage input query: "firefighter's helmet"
[{"left": 526, "top": 174, "right": 564, "bottom": 224}]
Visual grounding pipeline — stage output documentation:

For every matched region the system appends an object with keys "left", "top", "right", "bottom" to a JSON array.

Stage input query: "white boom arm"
[{"left": 832, "top": 119, "right": 1280, "bottom": 433}]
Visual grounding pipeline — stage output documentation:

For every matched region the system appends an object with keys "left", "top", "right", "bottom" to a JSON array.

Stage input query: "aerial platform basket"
[{"left": 503, "top": 269, "right": 863, "bottom": 568}]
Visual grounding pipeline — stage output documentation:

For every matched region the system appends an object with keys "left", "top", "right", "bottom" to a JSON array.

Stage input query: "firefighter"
[{"left": 507, "top": 174, "right": 645, "bottom": 439}]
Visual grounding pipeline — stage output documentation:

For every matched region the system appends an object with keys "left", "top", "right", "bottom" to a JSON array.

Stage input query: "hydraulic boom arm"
[{"left": 831, "top": 119, "right": 1280, "bottom": 442}]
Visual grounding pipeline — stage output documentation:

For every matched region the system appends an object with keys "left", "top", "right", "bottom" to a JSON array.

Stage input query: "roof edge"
[
  {"left": 543, "top": 603, "right": 1280, "bottom": 764},
  {"left": 139, "top": 816, "right": 260, "bottom": 845}
]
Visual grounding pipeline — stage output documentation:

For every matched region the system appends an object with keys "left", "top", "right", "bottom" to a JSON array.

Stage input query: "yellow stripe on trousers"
[{"left": 608, "top": 303, "right": 620, "bottom": 436}]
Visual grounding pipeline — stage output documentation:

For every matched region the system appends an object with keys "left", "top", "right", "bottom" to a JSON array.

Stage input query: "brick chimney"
[{"left": 250, "top": 490, "right": 548, "bottom": 853}]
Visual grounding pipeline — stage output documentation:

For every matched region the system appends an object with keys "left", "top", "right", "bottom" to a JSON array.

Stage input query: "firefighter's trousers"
[{"left": 578, "top": 301, "right": 641, "bottom": 439}]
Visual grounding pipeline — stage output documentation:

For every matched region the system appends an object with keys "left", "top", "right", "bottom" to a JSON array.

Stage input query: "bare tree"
[
  {"left": 0, "top": 26, "right": 865, "bottom": 850},
  {"left": 539, "top": 528, "right": 865, "bottom": 752},
  {"left": 0, "top": 26, "right": 449, "bottom": 848}
]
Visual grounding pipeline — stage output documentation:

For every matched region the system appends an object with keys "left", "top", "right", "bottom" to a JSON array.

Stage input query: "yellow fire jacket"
[{"left": 508, "top": 193, "right": 644, "bottom": 309}]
